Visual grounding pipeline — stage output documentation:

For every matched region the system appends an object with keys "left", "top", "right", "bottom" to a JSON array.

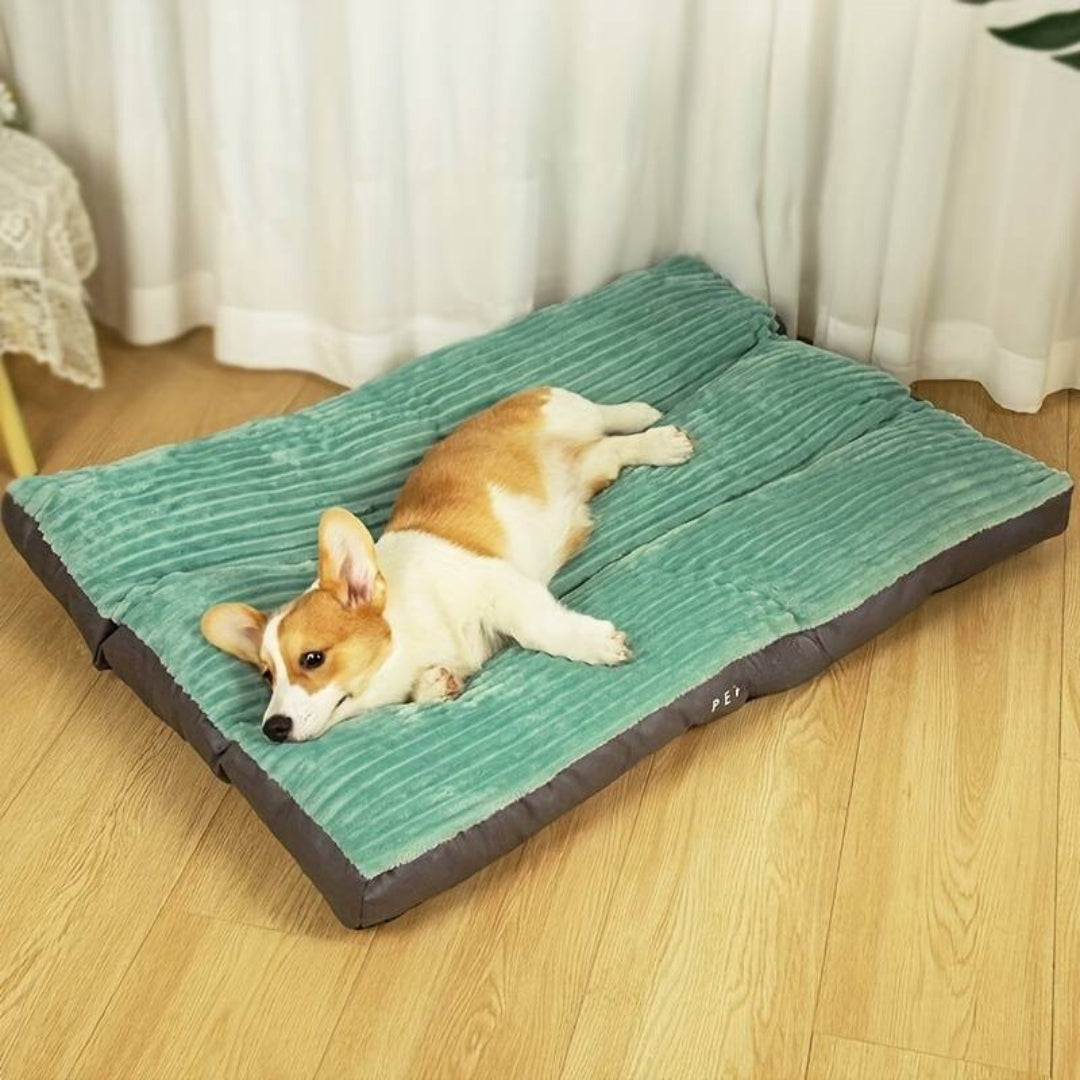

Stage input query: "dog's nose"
[{"left": 263, "top": 714, "right": 292, "bottom": 742}]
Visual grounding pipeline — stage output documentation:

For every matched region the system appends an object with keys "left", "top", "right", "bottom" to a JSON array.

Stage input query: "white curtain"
[{"left": 2, "top": 0, "right": 1078, "bottom": 410}]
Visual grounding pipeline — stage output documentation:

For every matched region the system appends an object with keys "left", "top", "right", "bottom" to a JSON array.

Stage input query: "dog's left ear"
[
  {"left": 318, "top": 507, "right": 386, "bottom": 613},
  {"left": 201, "top": 603, "right": 267, "bottom": 665}
]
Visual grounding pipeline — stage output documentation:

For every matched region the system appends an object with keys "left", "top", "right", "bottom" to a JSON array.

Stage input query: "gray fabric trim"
[
  {"left": 2, "top": 486, "right": 1071, "bottom": 928},
  {"left": 2, "top": 493, "right": 115, "bottom": 667}
]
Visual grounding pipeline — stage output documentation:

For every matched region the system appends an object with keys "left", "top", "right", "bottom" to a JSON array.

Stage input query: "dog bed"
[{"left": 3, "top": 257, "right": 1072, "bottom": 927}]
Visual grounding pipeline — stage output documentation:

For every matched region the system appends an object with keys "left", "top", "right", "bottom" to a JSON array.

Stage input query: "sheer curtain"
[{"left": 2, "top": 0, "right": 1078, "bottom": 410}]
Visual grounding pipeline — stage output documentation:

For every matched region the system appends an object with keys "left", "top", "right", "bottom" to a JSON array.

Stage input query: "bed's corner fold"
[{"left": 2, "top": 489, "right": 118, "bottom": 667}]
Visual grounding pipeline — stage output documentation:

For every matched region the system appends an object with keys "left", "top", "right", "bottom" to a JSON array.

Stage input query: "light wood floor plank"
[
  {"left": 1055, "top": 759, "right": 1080, "bottom": 1080},
  {"left": 807, "top": 1033, "right": 1045, "bottom": 1080},
  {"left": 560, "top": 647, "right": 874, "bottom": 1080},
  {"left": 814, "top": 387, "right": 1067, "bottom": 1075},
  {"left": 69, "top": 908, "right": 369, "bottom": 1080},
  {"left": 0, "top": 679, "right": 226, "bottom": 1079},
  {"left": 171, "top": 787, "right": 358, "bottom": 935},
  {"left": 313, "top": 852, "right": 527, "bottom": 1078},
  {"left": 0, "top": 552, "right": 103, "bottom": 816},
  {"left": 1063, "top": 392, "right": 1079, "bottom": 764},
  {"left": 314, "top": 766, "right": 649, "bottom": 1080}
]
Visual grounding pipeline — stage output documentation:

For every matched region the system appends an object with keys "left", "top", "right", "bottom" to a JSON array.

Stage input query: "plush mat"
[{"left": 3, "top": 257, "right": 1072, "bottom": 927}]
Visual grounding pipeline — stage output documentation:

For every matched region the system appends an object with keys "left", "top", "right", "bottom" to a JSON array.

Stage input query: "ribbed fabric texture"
[{"left": 10, "top": 257, "right": 1072, "bottom": 878}]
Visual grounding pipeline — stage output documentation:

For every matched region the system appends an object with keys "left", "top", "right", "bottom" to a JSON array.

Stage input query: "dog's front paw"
[
  {"left": 574, "top": 619, "right": 632, "bottom": 666},
  {"left": 412, "top": 665, "right": 465, "bottom": 703}
]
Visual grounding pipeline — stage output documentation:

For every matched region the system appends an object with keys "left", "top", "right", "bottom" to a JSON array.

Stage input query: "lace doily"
[{"left": 0, "top": 127, "right": 101, "bottom": 387}]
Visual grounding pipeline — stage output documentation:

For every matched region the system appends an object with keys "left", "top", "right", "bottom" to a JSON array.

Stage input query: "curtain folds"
[{"left": 3, "top": 0, "right": 1078, "bottom": 409}]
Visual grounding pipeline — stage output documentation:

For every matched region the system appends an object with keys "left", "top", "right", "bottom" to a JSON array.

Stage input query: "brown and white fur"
[{"left": 201, "top": 387, "right": 693, "bottom": 742}]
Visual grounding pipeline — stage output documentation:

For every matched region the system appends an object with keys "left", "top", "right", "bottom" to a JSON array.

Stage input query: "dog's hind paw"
[{"left": 641, "top": 425, "right": 694, "bottom": 466}]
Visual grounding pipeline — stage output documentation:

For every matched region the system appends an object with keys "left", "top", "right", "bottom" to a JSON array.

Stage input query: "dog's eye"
[
  {"left": 300, "top": 650, "right": 325, "bottom": 670},
  {"left": 261, "top": 668, "right": 273, "bottom": 685}
]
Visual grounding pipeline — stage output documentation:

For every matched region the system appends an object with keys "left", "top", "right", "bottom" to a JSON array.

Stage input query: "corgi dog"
[{"left": 201, "top": 387, "right": 693, "bottom": 742}]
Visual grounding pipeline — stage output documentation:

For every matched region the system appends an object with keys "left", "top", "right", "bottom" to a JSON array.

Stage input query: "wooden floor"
[{"left": 0, "top": 331, "right": 1078, "bottom": 1080}]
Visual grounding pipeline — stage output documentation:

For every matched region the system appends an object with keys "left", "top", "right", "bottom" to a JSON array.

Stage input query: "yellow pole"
[{"left": 0, "top": 354, "right": 36, "bottom": 477}]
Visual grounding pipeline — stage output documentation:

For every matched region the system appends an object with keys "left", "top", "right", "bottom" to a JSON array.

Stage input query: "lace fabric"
[{"left": 0, "top": 127, "right": 101, "bottom": 387}]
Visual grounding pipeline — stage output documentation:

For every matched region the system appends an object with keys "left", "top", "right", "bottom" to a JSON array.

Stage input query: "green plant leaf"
[
  {"left": 989, "top": 9, "right": 1080, "bottom": 50},
  {"left": 1055, "top": 47, "right": 1080, "bottom": 68}
]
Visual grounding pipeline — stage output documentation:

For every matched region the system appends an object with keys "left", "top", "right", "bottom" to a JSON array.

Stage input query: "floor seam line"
[
  {"left": 0, "top": 671, "right": 104, "bottom": 822},
  {"left": 803, "top": 638, "right": 877, "bottom": 1078},
  {"left": 554, "top": 756, "right": 658, "bottom": 1080}
]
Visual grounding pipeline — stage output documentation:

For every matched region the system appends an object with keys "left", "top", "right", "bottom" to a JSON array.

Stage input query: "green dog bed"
[{"left": 3, "top": 257, "right": 1071, "bottom": 927}]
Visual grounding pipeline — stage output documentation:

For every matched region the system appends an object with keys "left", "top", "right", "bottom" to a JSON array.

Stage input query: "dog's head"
[{"left": 201, "top": 507, "right": 391, "bottom": 742}]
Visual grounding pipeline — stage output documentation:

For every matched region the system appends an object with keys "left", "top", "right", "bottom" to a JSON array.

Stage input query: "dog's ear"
[
  {"left": 201, "top": 603, "right": 267, "bottom": 665},
  {"left": 318, "top": 507, "right": 386, "bottom": 613}
]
